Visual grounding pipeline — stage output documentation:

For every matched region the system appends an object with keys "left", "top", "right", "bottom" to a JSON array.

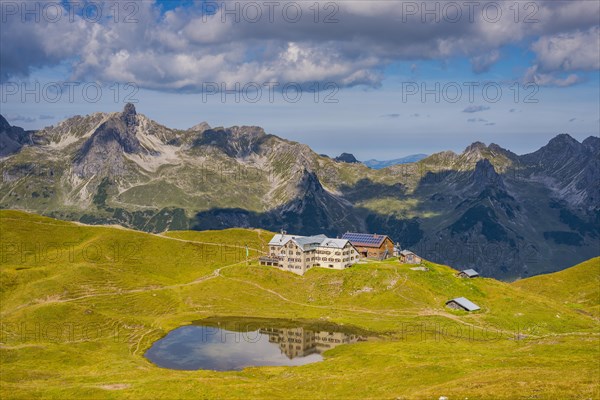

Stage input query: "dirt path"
[
  {"left": 0, "top": 216, "right": 267, "bottom": 254},
  {"left": 155, "top": 233, "right": 265, "bottom": 254},
  {"left": 0, "top": 258, "right": 259, "bottom": 317}
]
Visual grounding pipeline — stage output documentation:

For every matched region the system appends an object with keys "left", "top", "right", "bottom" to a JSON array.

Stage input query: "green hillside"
[
  {"left": 514, "top": 257, "right": 600, "bottom": 318},
  {"left": 1, "top": 210, "right": 598, "bottom": 399}
]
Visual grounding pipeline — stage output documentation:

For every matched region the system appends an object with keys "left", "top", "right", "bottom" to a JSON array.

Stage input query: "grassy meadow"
[{"left": 0, "top": 210, "right": 598, "bottom": 399}]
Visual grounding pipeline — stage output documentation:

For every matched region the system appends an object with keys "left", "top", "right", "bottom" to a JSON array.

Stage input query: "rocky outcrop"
[
  {"left": 73, "top": 104, "right": 156, "bottom": 176},
  {"left": 472, "top": 159, "right": 505, "bottom": 190},
  {"left": 0, "top": 115, "right": 35, "bottom": 157},
  {"left": 335, "top": 153, "right": 360, "bottom": 163}
]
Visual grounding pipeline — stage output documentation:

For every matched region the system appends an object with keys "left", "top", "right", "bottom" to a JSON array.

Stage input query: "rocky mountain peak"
[
  {"left": 487, "top": 143, "right": 518, "bottom": 162},
  {"left": 228, "top": 125, "right": 267, "bottom": 138},
  {"left": 73, "top": 104, "right": 152, "bottom": 175},
  {"left": 473, "top": 158, "right": 505, "bottom": 190},
  {"left": 0, "top": 116, "right": 34, "bottom": 157},
  {"left": 120, "top": 103, "right": 137, "bottom": 127},
  {"left": 122, "top": 103, "right": 136, "bottom": 116},
  {"left": 464, "top": 141, "right": 487, "bottom": 154},
  {"left": 192, "top": 126, "right": 269, "bottom": 158},
  {"left": 488, "top": 143, "right": 510, "bottom": 154},
  {"left": 546, "top": 133, "right": 582, "bottom": 151},
  {"left": 461, "top": 142, "right": 490, "bottom": 164},
  {"left": 523, "top": 134, "right": 584, "bottom": 165},
  {"left": 335, "top": 153, "right": 360, "bottom": 163},
  {"left": 188, "top": 122, "right": 211, "bottom": 132},
  {"left": 582, "top": 136, "right": 600, "bottom": 152},
  {"left": 298, "top": 169, "right": 325, "bottom": 193},
  {"left": 0, "top": 114, "right": 11, "bottom": 131}
]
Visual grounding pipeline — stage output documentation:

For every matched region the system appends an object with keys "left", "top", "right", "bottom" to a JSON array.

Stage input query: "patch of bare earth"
[{"left": 98, "top": 384, "right": 131, "bottom": 390}]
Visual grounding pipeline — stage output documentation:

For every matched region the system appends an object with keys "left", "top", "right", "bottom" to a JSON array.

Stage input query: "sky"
[{"left": 1, "top": 0, "right": 599, "bottom": 160}]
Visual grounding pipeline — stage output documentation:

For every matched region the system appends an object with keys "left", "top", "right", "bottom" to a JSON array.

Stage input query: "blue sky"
[{"left": 1, "top": 1, "right": 599, "bottom": 159}]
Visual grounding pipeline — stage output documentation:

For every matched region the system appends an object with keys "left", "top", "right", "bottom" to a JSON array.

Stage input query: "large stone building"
[
  {"left": 259, "top": 233, "right": 360, "bottom": 275},
  {"left": 341, "top": 232, "right": 395, "bottom": 259}
]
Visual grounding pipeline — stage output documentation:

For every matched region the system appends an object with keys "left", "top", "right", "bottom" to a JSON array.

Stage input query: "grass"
[
  {"left": 513, "top": 257, "right": 600, "bottom": 318},
  {"left": 0, "top": 210, "right": 598, "bottom": 399}
]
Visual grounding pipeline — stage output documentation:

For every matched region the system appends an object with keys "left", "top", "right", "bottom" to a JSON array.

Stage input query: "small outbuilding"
[
  {"left": 446, "top": 297, "right": 480, "bottom": 312},
  {"left": 458, "top": 269, "right": 480, "bottom": 278},
  {"left": 399, "top": 250, "right": 422, "bottom": 264}
]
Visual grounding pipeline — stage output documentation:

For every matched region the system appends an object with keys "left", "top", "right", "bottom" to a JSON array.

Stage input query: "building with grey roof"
[
  {"left": 458, "top": 269, "right": 480, "bottom": 278},
  {"left": 445, "top": 297, "right": 481, "bottom": 312},
  {"left": 261, "top": 233, "right": 361, "bottom": 275}
]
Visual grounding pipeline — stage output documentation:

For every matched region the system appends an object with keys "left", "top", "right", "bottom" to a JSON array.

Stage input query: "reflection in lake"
[{"left": 144, "top": 317, "right": 372, "bottom": 371}]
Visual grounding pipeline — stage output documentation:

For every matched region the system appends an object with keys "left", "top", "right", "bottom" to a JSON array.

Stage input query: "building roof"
[
  {"left": 269, "top": 234, "right": 292, "bottom": 246},
  {"left": 460, "top": 269, "right": 480, "bottom": 277},
  {"left": 320, "top": 238, "right": 350, "bottom": 249},
  {"left": 399, "top": 250, "right": 416, "bottom": 256},
  {"left": 269, "top": 234, "right": 326, "bottom": 247},
  {"left": 269, "top": 234, "right": 353, "bottom": 251},
  {"left": 446, "top": 297, "right": 480, "bottom": 311},
  {"left": 341, "top": 232, "right": 391, "bottom": 248}
]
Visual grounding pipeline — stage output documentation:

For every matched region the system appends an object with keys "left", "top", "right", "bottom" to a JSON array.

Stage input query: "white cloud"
[
  {"left": 463, "top": 106, "right": 491, "bottom": 113},
  {"left": 524, "top": 65, "right": 581, "bottom": 87},
  {"left": 531, "top": 26, "right": 600, "bottom": 72},
  {"left": 470, "top": 50, "right": 501, "bottom": 73},
  {"left": 1, "top": 1, "right": 599, "bottom": 91},
  {"left": 7, "top": 114, "right": 36, "bottom": 123}
]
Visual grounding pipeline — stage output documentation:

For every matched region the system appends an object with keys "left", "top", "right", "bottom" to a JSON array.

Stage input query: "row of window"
[
  {"left": 281, "top": 255, "right": 357, "bottom": 264},
  {"left": 271, "top": 246, "right": 356, "bottom": 257}
]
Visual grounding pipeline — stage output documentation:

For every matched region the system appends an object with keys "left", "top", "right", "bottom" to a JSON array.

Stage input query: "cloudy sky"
[{"left": 1, "top": 0, "right": 599, "bottom": 159}]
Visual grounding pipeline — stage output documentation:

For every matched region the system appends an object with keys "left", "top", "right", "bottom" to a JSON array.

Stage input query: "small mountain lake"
[{"left": 144, "top": 317, "right": 375, "bottom": 371}]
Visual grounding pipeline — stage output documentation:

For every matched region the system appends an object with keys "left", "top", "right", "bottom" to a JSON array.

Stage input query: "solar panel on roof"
[{"left": 342, "top": 232, "right": 387, "bottom": 246}]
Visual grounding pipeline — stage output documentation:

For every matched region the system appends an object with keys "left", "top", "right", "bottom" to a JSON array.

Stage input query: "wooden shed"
[{"left": 399, "top": 250, "right": 422, "bottom": 264}]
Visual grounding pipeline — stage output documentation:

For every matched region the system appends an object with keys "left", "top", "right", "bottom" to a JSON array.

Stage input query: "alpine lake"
[{"left": 144, "top": 317, "right": 377, "bottom": 371}]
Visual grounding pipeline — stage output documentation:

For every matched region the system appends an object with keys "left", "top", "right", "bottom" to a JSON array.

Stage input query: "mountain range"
[
  {"left": 1, "top": 104, "right": 598, "bottom": 279},
  {"left": 363, "top": 154, "right": 429, "bottom": 169}
]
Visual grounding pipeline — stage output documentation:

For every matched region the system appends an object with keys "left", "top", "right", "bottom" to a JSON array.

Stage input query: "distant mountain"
[
  {"left": 1, "top": 103, "right": 598, "bottom": 279},
  {"left": 363, "top": 154, "right": 428, "bottom": 169},
  {"left": 335, "top": 153, "right": 360, "bottom": 163},
  {"left": 187, "top": 121, "right": 211, "bottom": 133}
]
